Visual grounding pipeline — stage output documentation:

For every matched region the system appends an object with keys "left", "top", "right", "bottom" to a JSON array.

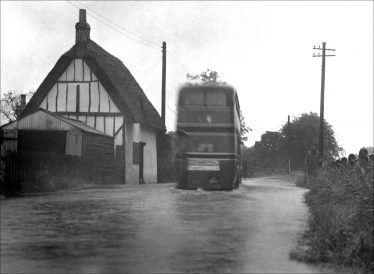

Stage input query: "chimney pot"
[{"left": 79, "top": 9, "right": 87, "bottom": 23}]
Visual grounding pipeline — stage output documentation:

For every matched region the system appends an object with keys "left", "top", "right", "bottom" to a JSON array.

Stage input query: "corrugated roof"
[
  {"left": 22, "top": 40, "right": 165, "bottom": 131},
  {"left": 2, "top": 108, "right": 112, "bottom": 137},
  {"left": 40, "top": 109, "right": 112, "bottom": 137}
]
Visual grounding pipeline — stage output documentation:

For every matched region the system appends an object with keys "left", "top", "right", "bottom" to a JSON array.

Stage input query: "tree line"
[{"left": 241, "top": 112, "right": 342, "bottom": 177}]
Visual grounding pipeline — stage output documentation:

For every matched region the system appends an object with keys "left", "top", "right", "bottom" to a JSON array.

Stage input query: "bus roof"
[{"left": 179, "top": 84, "right": 237, "bottom": 95}]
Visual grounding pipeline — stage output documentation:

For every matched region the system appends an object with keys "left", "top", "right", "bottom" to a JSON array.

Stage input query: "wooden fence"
[{"left": 1, "top": 150, "right": 117, "bottom": 195}]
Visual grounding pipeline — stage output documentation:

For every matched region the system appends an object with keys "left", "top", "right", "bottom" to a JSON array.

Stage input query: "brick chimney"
[{"left": 75, "top": 9, "right": 90, "bottom": 44}]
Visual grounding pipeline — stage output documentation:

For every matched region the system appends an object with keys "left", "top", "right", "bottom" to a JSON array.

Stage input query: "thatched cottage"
[{"left": 3, "top": 9, "right": 165, "bottom": 184}]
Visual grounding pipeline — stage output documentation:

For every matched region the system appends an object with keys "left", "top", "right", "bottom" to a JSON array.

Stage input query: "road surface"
[{"left": 1, "top": 176, "right": 329, "bottom": 273}]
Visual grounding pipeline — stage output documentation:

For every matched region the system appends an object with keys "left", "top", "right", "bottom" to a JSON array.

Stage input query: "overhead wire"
[
  {"left": 167, "top": 105, "right": 177, "bottom": 116},
  {"left": 67, "top": 0, "right": 196, "bottom": 76},
  {"left": 75, "top": 0, "right": 160, "bottom": 50},
  {"left": 66, "top": 1, "right": 159, "bottom": 51},
  {"left": 168, "top": 53, "right": 195, "bottom": 75},
  {"left": 138, "top": 56, "right": 160, "bottom": 81}
]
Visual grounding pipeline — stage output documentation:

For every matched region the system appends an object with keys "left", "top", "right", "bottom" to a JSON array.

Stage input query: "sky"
[{"left": 1, "top": 1, "right": 373, "bottom": 155}]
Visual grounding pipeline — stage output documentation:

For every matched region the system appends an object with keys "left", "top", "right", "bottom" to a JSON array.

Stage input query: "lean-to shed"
[{"left": 1, "top": 108, "right": 114, "bottom": 175}]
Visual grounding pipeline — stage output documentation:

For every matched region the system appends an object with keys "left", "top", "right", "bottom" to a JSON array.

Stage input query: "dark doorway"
[
  {"left": 139, "top": 142, "right": 146, "bottom": 183},
  {"left": 18, "top": 130, "right": 67, "bottom": 153}
]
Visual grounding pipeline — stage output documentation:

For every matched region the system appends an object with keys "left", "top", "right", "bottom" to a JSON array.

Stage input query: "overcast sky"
[{"left": 1, "top": 1, "right": 373, "bottom": 155}]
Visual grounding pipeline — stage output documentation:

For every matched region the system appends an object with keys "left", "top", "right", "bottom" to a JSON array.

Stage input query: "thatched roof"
[{"left": 22, "top": 40, "right": 165, "bottom": 131}]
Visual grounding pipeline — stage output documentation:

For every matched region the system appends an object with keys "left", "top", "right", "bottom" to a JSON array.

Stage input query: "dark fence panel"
[
  {"left": 82, "top": 133, "right": 115, "bottom": 177},
  {"left": 1, "top": 150, "right": 111, "bottom": 194}
]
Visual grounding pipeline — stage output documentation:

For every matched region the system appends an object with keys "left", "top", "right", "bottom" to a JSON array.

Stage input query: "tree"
[
  {"left": 1, "top": 91, "right": 34, "bottom": 123},
  {"left": 186, "top": 69, "right": 221, "bottom": 83},
  {"left": 280, "top": 112, "right": 342, "bottom": 168},
  {"left": 253, "top": 131, "right": 286, "bottom": 168},
  {"left": 185, "top": 69, "right": 250, "bottom": 143},
  {"left": 240, "top": 110, "right": 251, "bottom": 143},
  {"left": 241, "top": 112, "right": 342, "bottom": 175}
]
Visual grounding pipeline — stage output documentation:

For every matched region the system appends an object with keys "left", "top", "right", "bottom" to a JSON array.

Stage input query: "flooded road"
[{"left": 1, "top": 176, "right": 325, "bottom": 273}]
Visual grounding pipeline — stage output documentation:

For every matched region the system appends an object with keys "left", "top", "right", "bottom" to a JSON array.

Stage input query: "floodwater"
[{"left": 1, "top": 177, "right": 327, "bottom": 273}]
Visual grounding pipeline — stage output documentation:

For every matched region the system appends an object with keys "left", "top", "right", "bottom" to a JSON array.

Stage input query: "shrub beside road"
[{"left": 292, "top": 166, "right": 373, "bottom": 273}]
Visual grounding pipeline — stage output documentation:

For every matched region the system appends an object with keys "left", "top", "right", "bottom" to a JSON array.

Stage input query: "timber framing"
[
  {"left": 57, "top": 80, "right": 100, "bottom": 83},
  {"left": 21, "top": 40, "right": 165, "bottom": 131},
  {"left": 56, "top": 111, "right": 122, "bottom": 116}
]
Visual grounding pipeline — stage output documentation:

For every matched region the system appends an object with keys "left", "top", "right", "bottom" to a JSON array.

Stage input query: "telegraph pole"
[
  {"left": 161, "top": 41, "right": 167, "bottom": 125},
  {"left": 313, "top": 42, "right": 335, "bottom": 165}
]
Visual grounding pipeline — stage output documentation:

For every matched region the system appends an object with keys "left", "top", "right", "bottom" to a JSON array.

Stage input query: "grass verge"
[{"left": 291, "top": 166, "right": 373, "bottom": 273}]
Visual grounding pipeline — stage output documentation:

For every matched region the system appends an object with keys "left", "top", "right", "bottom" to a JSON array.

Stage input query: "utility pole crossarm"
[
  {"left": 313, "top": 46, "right": 336, "bottom": 51},
  {"left": 313, "top": 54, "right": 336, "bottom": 57}
]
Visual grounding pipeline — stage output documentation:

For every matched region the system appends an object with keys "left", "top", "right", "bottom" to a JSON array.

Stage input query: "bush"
[{"left": 293, "top": 165, "right": 374, "bottom": 272}]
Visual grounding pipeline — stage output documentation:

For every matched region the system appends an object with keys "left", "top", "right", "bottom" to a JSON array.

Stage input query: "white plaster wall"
[
  {"left": 75, "top": 59, "right": 83, "bottom": 81},
  {"left": 96, "top": 116, "right": 104, "bottom": 132},
  {"left": 86, "top": 116, "right": 95, "bottom": 128},
  {"left": 83, "top": 61, "right": 91, "bottom": 81},
  {"left": 133, "top": 123, "right": 140, "bottom": 142},
  {"left": 109, "top": 97, "right": 119, "bottom": 112},
  {"left": 105, "top": 116, "right": 114, "bottom": 136},
  {"left": 56, "top": 83, "right": 67, "bottom": 111},
  {"left": 47, "top": 84, "right": 57, "bottom": 111},
  {"left": 114, "top": 116, "right": 123, "bottom": 134},
  {"left": 139, "top": 124, "right": 158, "bottom": 184},
  {"left": 99, "top": 83, "right": 109, "bottom": 112},
  {"left": 113, "top": 116, "right": 124, "bottom": 154},
  {"left": 66, "top": 60, "right": 75, "bottom": 81},
  {"left": 125, "top": 122, "right": 138, "bottom": 184},
  {"left": 91, "top": 71, "right": 97, "bottom": 80},
  {"left": 59, "top": 70, "right": 67, "bottom": 81},
  {"left": 38, "top": 59, "right": 119, "bottom": 114},
  {"left": 124, "top": 123, "right": 158, "bottom": 184},
  {"left": 40, "top": 97, "right": 47, "bottom": 109},
  {"left": 79, "top": 83, "right": 90, "bottom": 112},
  {"left": 78, "top": 115, "right": 86, "bottom": 123},
  {"left": 114, "top": 128, "right": 123, "bottom": 147},
  {"left": 66, "top": 83, "right": 77, "bottom": 112},
  {"left": 90, "top": 82, "right": 100, "bottom": 112}
]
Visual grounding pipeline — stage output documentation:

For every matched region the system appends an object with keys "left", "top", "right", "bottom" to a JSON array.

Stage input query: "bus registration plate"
[{"left": 187, "top": 159, "right": 220, "bottom": 171}]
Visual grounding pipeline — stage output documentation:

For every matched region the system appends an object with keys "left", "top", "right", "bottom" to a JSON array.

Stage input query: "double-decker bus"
[{"left": 175, "top": 84, "right": 242, "bottom": 190}]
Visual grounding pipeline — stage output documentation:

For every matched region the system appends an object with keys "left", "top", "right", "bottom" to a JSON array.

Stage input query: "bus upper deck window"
[
  {"left": 206, "top": 92, "right": 227, "bottom": 106},
  {"left": 181, "top": 92, "right": 204, "bottom": 105}
]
